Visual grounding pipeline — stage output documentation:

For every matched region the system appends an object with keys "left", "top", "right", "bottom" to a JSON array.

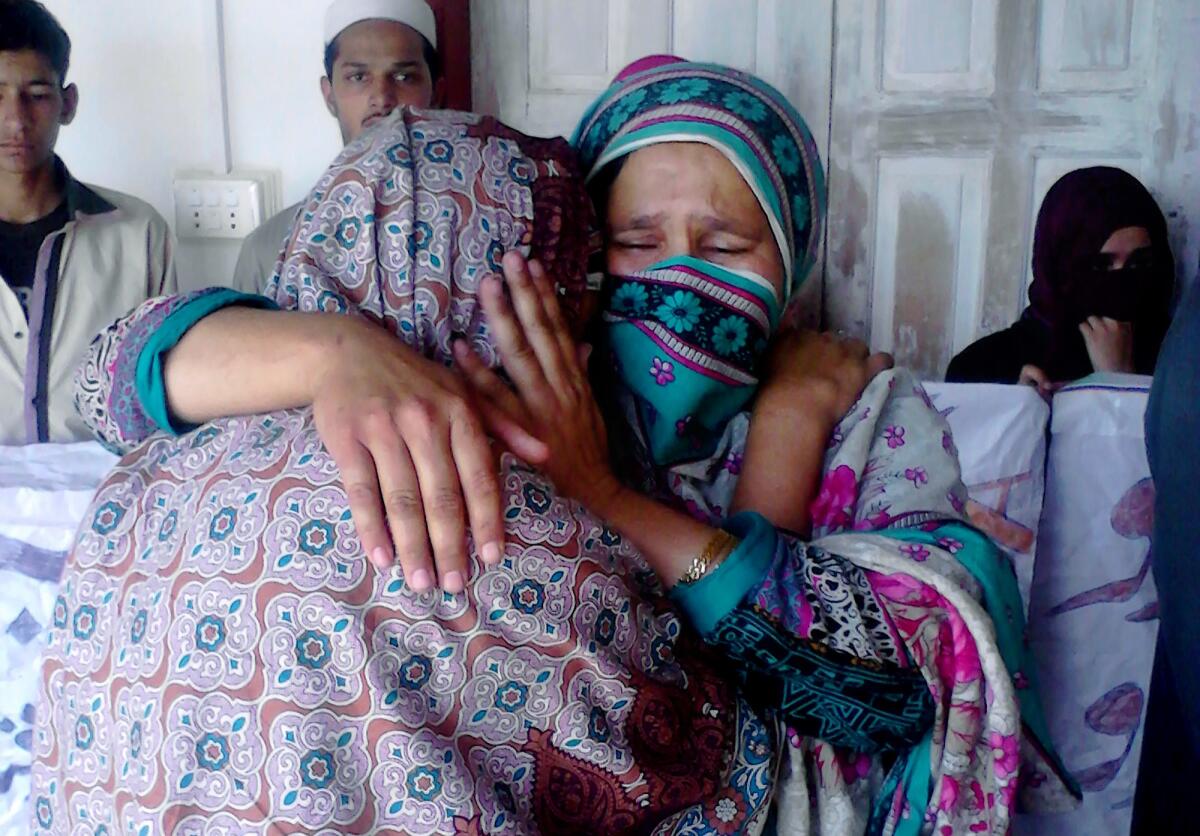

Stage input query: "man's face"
[
  {"left": 0, "top": 49, "right": 75, "bottom": 175},
  {"left": 321, "top": 20, "right": 441, "bottom": 145}
]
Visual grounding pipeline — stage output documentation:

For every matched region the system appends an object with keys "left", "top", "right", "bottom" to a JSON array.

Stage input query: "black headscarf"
[{"left": 1022, "top": 167, "right": 1175, "bottom": 380}]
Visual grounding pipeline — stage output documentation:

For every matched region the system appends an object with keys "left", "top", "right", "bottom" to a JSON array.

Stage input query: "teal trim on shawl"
[{"left": 669, "top": 511, "right": 777, "bottom": 637}]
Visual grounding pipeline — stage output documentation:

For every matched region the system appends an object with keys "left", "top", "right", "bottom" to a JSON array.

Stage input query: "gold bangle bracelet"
[{"left": 677, "top": 529, "right": 740, "bottom": 586}]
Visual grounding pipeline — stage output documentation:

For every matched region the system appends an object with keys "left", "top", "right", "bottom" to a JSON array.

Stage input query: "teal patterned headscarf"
[{"left": 571, "top": 55, "right": 826, "bottom": 298}]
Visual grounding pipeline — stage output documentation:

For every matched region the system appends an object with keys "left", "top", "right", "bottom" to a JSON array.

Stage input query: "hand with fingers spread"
[
  {"left": 454, "top": 252, "right": 622, "bottom": 513},
  {"left": 1079, "top": 315, "right": 1136, "bottom": 374},
  {"left": 457, "top": 251, "right": 740, "bottom": 589}
]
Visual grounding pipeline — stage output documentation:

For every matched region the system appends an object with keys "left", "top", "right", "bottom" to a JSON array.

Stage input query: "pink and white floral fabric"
[{"left": 664, "top": 370, "right": 1079, "bottom": 834}]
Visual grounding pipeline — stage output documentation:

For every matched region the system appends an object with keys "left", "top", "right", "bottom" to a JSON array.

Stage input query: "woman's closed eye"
[
  {"left": 706, "top": 244, "right": 751, "bottom": 256},
  {"left": 611, "top": 237, "right": 660, "bottom": 251},
  {"left": 702, "top": 234, "right": 755, "bottom": 259}
]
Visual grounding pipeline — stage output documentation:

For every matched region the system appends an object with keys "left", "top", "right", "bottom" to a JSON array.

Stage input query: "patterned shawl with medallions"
[
  {"left": 39, "top": 98, "right": 1076, "bottom": 836},
  {"left": 38, "top": 109, "right": 759, "bottom": 835}
]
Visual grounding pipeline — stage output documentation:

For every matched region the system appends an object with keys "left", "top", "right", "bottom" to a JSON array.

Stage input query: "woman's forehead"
[
  {"left": 607, "top": 144, "right": 765, "bottom": 227},
  {"left": 1099, "top": 225, "right": 1153, "bottom": 253}
]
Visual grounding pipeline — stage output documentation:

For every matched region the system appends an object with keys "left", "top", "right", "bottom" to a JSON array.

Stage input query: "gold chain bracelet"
[{"left": 677, "top": 529, "right": 739, "bottom": 586}]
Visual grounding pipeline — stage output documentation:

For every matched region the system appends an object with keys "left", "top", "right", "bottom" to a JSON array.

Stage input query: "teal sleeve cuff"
[
  {"left": 669, "top": 511, "right": 778, "bottom": 637},
  {"left": 135, "top": 290, "right": 279, "bottom": 436}
]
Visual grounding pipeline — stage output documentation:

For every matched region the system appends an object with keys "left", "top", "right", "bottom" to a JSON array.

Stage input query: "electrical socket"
[{"left": 173, "top": 172, "right": 278, "bottom": 240}]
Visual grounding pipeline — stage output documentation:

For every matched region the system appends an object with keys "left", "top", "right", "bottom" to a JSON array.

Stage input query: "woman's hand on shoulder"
[
  {"left": 730, "top": 330, "right": 890, "bottom": 534},
  {"left": 757, "top": 329, "right": 894, "bottom": 424},
  {"left": 455, "top": 252, "right": 624, "bottom": 517},
  {"left": 308, "top": 315, "right": 544, "bottom": 593}
]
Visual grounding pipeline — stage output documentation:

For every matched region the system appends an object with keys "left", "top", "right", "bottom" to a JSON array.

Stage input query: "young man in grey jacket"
[
  {"left": 231, "top": 0, "right": 444, "bottom": 293},
  {"left": 0, "top": 0, "right": 176, "bottom": 444}
]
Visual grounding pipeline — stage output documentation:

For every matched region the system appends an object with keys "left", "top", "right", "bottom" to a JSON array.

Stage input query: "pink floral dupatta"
[{"left": 663, "top": 370, "right": 1079, "bottom": 834}]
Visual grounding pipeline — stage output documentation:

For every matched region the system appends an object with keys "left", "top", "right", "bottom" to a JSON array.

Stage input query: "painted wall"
[
  {"left": 44, "top": 0, "right": 228, "bottom": 288},
  {"left": 44, "top": 0, "right": 346, "bottom": 289}
]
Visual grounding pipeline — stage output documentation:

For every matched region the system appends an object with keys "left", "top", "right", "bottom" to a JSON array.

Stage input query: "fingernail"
[
  {"left": 481, "top": 542, "right": 501, "bottom": 565},
  {"left": 371, "top": 547, "right": 392, "bottom": 568},
  {"left": 409, "top": 568, "right": 432, "bottom": 591},
  {"left": 443, "top": 571, "right": 465, "bottom": 594}
]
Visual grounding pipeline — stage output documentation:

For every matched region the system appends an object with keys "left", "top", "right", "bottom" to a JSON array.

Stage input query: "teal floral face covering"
[{"left": 600, "top": 255, "right": 781, "bottom": 466}]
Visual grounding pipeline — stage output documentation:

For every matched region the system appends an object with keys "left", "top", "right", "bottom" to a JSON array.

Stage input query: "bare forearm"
[
  {"left": 730, "top": 392, "right": 836, "bottom": 535},
  {"left": 162, "top": 308, "right": 354, "bottom": 424},
  {"left": 589, "top": 484, "right": 719, "bottom": 588}
]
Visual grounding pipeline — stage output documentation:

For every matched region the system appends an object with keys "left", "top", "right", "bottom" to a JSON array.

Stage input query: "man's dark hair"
[
  {"left": 323, "top": 30, "right": 441, "bottom": 84},
  {"left": 0, "top": 0, "right": 72, "bottom": 85}
]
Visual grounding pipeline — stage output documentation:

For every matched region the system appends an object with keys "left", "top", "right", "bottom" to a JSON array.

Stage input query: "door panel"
[
  {"left": 829, "top": 0, "right": 1194, "bottom": 379},
  {"left": 882, "top": 0, "right": 998, "bottom": 94},
  {"left": 472, "top": 1, "right": 1198, "bottom": 379},
  {"left": 473, "top": 0, "right": 832, "bottom": 146},
  {"left": 872, "top": 156, "right": 991, "bottom": 375}
]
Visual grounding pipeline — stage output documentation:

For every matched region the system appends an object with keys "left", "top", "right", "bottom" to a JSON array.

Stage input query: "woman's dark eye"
[{"left": 1125, "top": 251, "right": 1156, "bottom": 271}]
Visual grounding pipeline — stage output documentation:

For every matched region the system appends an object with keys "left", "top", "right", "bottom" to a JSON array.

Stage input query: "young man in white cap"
[{"left": 231, "top": 0, "right": 443, "bottom": 292}]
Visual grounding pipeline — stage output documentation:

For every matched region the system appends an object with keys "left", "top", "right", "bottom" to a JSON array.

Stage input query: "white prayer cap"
[{"left": 324, "top": 0, "right": 438, "bottom": 49}]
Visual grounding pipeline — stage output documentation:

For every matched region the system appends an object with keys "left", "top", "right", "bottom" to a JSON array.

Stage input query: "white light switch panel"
[{"left": 173, "top": 173, "right": 273, "bottom": 240}]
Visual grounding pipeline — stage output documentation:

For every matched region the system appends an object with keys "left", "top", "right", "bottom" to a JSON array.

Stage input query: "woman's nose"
[{"left": 661, "top": 231, "right": 701, "bottom": 261}]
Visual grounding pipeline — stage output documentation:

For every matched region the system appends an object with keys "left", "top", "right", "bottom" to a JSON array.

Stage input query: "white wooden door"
[
  {"left": 471, "top": 0, "right": 832, "bottom": 147},
  {"left": 827, "top": 0, "right": 1200, "bottom": 378},
  {"left": 471, "top": 1, "right": 1200, "bottom": 376}
]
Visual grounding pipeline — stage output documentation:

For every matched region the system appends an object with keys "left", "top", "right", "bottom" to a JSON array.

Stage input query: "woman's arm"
[
  {"left": 160, "top": 305, "right": 342, "bottom": 424},
  {"left": 75, "top": 289, "right": 547, "bottom": 593},
  {"left": 730, "top": 331, "right": 893, "bottom": 535},
  {"left": 459, "top": 254, "right": 932, "bottom": 750},
  {"left": 74, "top": 289, "right": 271, "bottom": 451}
]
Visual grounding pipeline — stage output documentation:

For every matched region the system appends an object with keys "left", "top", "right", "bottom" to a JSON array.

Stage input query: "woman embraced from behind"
[
  {"left": 36, "top": 62, "right": 1075, "bottom": 835},
  {"left": 458, "top": 57, "right": 1081, "bottom": 833}
]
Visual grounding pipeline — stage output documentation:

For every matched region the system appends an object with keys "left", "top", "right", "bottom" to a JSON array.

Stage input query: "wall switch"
[{"left": 173, "top": 173, "right": 276, "bottom": 240}]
